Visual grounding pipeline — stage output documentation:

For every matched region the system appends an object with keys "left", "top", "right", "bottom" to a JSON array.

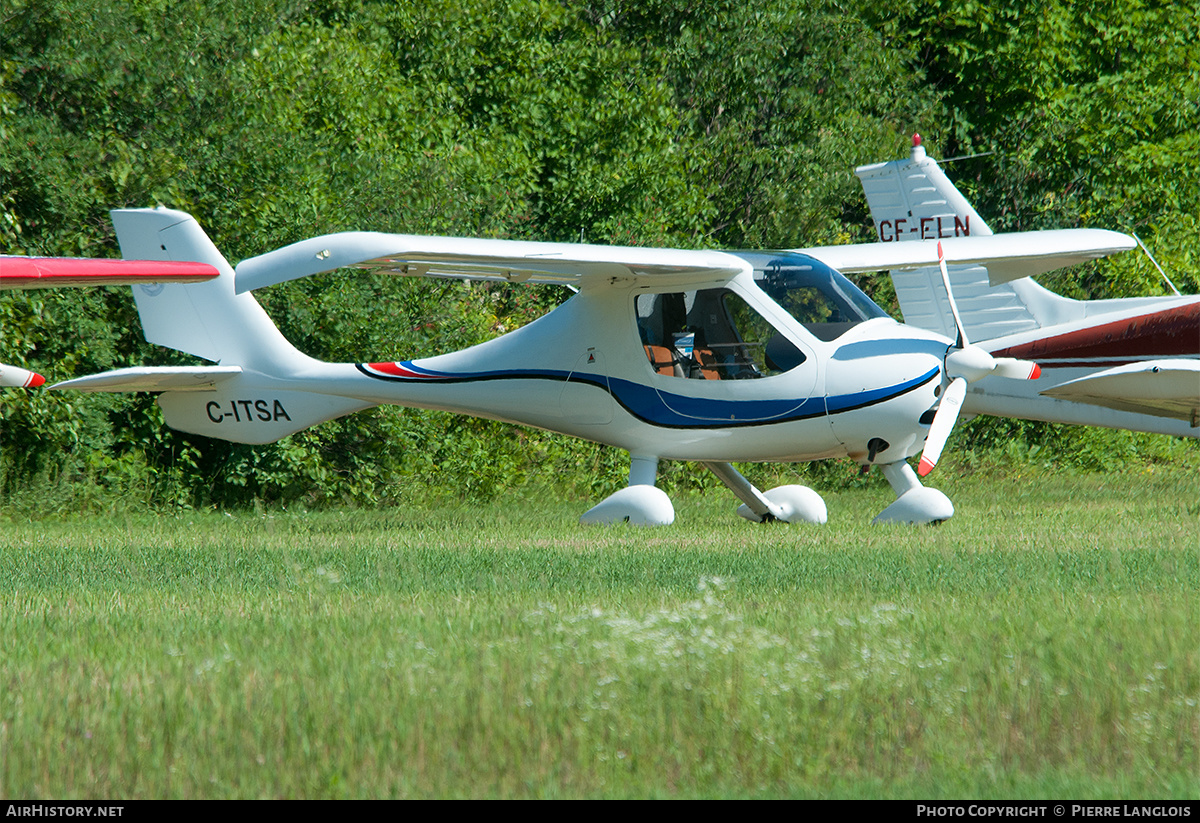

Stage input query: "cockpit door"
[{"left": 632, "top": 285, "right": 820, "bottom": 424}]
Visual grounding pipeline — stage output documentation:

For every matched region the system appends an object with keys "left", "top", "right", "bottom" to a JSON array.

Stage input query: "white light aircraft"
[
  {"left": 802, "top": 135, "right": 1200, "bottom": 436},
  {"left": 47, "top": 207, "right": 1134, "bottom": 525},
  {"left": 0, "top": 255, "right": 217, "bottom": 388}
]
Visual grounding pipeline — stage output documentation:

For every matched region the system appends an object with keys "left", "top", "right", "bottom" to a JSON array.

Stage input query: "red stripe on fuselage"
[
  {"left": 990, "top": 303, "right": 1199, "bottom": 364},
  {"left": 362, "top": 362, "right": 431, "bottom": 379}
]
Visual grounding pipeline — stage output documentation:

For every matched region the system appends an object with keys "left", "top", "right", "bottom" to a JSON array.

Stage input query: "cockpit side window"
[
  {"left": 635, "top": 288, "right": 805, "bottom": 380},
  {"left": 769, "top": 283, "right": 853, "bottom": 342}
]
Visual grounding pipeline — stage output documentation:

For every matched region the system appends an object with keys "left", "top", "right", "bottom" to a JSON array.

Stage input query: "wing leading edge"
[
  {"left": 796, "top": 229, "right": 1136, "bottom": 286},
  {"left": 234, "top": 233, "right": 749, "bottom": 293}
]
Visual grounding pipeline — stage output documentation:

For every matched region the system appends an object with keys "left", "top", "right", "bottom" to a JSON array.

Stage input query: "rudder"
[{"left": 854, "top": 136, "right": 993, "bottom": 243}]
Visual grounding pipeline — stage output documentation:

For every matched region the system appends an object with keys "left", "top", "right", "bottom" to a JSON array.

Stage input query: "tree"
[{"left": 860, "top": 0, "right": 1199, "bottom": 297}]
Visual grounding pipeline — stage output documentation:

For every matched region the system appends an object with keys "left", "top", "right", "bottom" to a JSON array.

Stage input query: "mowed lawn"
[{"left": 0, "top": 467, "right": 1196, "bottom": 799}]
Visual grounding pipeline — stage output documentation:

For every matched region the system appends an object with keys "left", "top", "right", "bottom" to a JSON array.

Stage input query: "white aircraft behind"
[{"left": 802, "top": 136, "right": 1199, "bottom": 436}]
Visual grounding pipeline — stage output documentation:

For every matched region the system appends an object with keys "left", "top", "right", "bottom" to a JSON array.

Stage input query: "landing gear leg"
[
  {"left": 579, "top": 454, "right": 675, "bottom": 526},
  {"left": 702, "top": 462, "right": 827, "bottom": 524},
  {"left": 873, "top": 460, "right": 954, "bottom": 524}
]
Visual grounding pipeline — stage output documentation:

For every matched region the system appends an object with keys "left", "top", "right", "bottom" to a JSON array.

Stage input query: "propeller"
[{"left": 917, "top": 242, "right": 1041, "bottom": 477}]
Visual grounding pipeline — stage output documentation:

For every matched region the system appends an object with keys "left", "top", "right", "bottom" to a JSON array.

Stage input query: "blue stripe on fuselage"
[{"left": 356, "top": 362, "right": 939, "bottom": 429}]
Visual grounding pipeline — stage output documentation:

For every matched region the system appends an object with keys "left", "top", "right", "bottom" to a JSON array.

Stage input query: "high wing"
[
  {"left": 795, "top": 229, "right": 1136, "bottom": 286},
  {"left": 234, "top": 233, "right": 748, "bottom": 293},
  {"left": 0, "top": 256, "right": 218, "bottom": 289},
  {"left": 1039, "top": 361, "right": 1200, "bottom": 426},
  {"left": 231, "top": 225, "right": 1131, "bottom": 293}
]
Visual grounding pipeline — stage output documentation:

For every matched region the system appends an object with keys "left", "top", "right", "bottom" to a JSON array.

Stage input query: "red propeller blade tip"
[
  {"left": 26, "top": 372, "right": 45, "bottom": 388},
  {"left": 917, "top": 457, "right": 935, "bottom": 477},
  {"left": 1029, "top": 363, "right": 1041, "bottom": 380}
]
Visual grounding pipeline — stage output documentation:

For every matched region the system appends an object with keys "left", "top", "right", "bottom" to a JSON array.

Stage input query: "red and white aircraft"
[
  {"left": 0, "top": 255, "right": 217, "bottom": 387},
  {"left": 801, "top": 135, "right": 1200, "bottom": 438}
]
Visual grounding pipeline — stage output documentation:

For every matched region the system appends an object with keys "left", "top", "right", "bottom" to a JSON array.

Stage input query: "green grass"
[{"left": 0, "top": 468, "right": 1196, "bottom": 798}]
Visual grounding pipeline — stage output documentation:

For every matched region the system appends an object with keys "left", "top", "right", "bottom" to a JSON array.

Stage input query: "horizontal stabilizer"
[
  {"left": 798, "top": 229, "right": 1135, "bottom": 286},
  {"left": 0, "top": 256, "right": 218, "bottom": 290},
  {"left": 1040, "top": 360, "right": 1200, "bottom": 425},
  {"left": 234, "top": 233, "right": 746, "bottom": 293},
  {"left": 49, "top": 366, "right": 243, "bottom": 393}
]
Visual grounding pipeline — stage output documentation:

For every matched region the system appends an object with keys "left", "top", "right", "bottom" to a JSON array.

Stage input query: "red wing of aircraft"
[
  {"left": 0, "top": 255, "right": 219, "bottom": 387},
  {"left": 1, "top": 256, "right": 218, "bottom": 289}
]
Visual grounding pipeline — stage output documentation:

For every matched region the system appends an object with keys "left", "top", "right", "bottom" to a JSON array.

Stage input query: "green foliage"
[
  {"left": 589, "top": 0, "right": 945, "bottom": 247},
  {"left": 862, "top": 0, "right": 1200, "bottom": 296},
  {"left": 1, "top": 0, "right": 1195, "bottom": 510}
]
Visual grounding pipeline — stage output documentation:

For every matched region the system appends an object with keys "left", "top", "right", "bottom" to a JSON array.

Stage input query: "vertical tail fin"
[
  {"left": 854, "top": 138, "right": 1057, "bottom": 343},
  {"left": 854, "top": 134, "right": 993, "bottom": 243},
  {"left": 111, "top": 208, "right": 315, "bottom": 374},
  {"left": 97, "top": 209, "right": 374, "bottom": 443}
]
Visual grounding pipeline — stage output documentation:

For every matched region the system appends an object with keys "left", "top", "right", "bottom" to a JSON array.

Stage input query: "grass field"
[{"left": 0, "top": 466, "right": 1196, "bottom": 799}]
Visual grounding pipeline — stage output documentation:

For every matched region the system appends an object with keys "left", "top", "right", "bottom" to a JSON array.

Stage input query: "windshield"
[{"left": 731, "top": 251, "right": 889, "bottom": 342}]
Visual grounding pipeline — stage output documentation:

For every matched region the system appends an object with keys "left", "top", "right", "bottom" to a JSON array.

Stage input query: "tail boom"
[{"left": 156, "top": 385, "right": 375, "bottom": 444}]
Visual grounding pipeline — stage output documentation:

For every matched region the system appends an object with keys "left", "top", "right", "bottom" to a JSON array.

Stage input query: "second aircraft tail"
[{"left": 853, "top": 136, "right": 1093, "bottom": 344}]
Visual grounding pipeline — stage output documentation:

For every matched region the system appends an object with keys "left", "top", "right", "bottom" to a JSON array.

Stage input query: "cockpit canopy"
[
  {"left": 733, "top": 251, "right": 889, "bottom": 342},
  {"left": 634, "top": 252, "right": 890, "bottom": 382}
]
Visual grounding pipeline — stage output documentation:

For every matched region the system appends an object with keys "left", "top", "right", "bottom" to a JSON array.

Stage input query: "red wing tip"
[{"left": 917, "top": 457, "right": 935, "bottom": 477}]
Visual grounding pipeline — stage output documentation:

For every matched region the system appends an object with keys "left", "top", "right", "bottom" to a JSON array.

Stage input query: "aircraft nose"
[{"left": 825, "top": 331, "right": 948, "bottom": 464}]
